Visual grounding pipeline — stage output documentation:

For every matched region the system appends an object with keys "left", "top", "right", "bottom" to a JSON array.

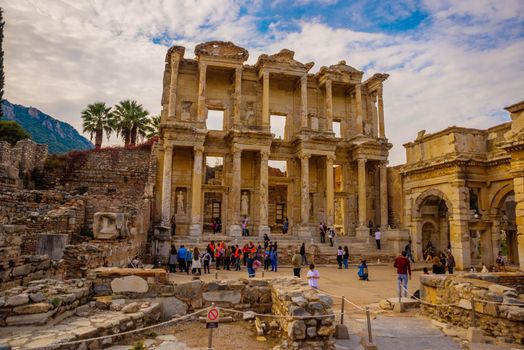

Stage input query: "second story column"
[
  {"left": 325, "top": 79, "right": 333, "bottom": 132},
  {"left": 379, "top": 162, "right": 388, "bottom": 229},
  {"left": 189, "top": 145, "right": 204, "bottom": 235},
  {"left": 300, "top": 153, "right": 311, "bottom": 225},
  {"left": 259, "top": 149, "right": 270, "bottom": 236},
  {"left": 326, "top": 154, "right": 335, "bottom": 227},
  {"left": 355, "top": 84, "right": 364, "bottom": 135},
  {"left": 378, "top": 86, "right": 385, "bottom": 138},
  {"left": 197, "top": 62, "right": 207, "bottom": 122},
  {"left": 233, "top": 67, "right": 242, "bottom": 126},
  {"left": 229, "top": 145, "right": 242, "bottom": 236},
  {"left": 167, "top": 55, "right": 181, "bottom": 119},
  {"left": 301, "top": 74, "right": 308, "bottom": 129},
  {"left": 262, "top": 71, "right": 270, "bottom": 127},
  {"left": 357, "top": 158, "right": 367, "bottom": 227},
  {"left": 161, "top": 144, "right": 173, "bottom": 226}
]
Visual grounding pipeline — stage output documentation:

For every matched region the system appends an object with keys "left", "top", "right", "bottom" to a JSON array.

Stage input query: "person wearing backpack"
[{"left": 328, "top": 227, "right": 336, "bottom": 247}]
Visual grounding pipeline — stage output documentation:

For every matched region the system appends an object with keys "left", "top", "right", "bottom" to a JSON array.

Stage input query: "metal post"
[
  {"left": 262, "top": 271, "right": 265, "bottom": 278},
  {"left": 340, "top": 296, "right": 345, "bottom": 325},
  {"left": 215, "top": 272, "right": 218, "bottom": 280},
  {"left": 366, "top": 306, "right": 373, "bottom": 344},
  {"left": 471, "top": 297, "right": 476, "bottom": 328},
  {"left": 207, "top": 328, "right": 213, "bottom": 350}
]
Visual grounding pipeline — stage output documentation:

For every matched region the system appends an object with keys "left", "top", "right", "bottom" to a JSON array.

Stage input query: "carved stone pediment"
[
  {"left": 194, "top": 41, "right": 249, "bottom": 62},
  {"left": 256, "top": 49, "right": 314, "bottom": 71}
]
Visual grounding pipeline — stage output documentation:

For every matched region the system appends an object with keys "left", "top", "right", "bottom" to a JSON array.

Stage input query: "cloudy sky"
[{"left": 2, "top": 0, "right": 524, "bottom": 164}]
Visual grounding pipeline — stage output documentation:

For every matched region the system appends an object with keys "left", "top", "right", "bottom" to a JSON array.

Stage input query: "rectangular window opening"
[
  {"left": 268, "top": 160, "right": 287, "bottom": 177},
  {"left": 205, "top": 156, "right": 224, "bottom": 184},
  {"left": 270, "top": 114, "right": 286, "bottom": 140},
  {"left": 333, "top": 121, "right": 341, "bottom": 138},
  {"left": 206, "top": 110, "right": 224, "bottom": 131}
]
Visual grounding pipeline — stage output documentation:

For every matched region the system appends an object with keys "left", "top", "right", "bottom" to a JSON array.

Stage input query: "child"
[
  {"left": 496, "top": 251, "right": 506, "bottom": 272},
  {"left": 307, "top": 264, "right": 320, "bottom": 289},
  {"left": 358, "top": 258, "right": 369, "bottom": 281}
]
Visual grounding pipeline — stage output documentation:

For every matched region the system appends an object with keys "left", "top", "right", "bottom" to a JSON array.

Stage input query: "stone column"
[
  {"left": 262, "top": 71, "right": 270, "bottom": 127},
  {"left": 298, "top": 153, "right": 312, "bottom": 237},
  {"left": 326, "top": 155, "right": 335, "bottom": 227},
  {"left": 379, "top": 162, "right": 388, "bottom": 229},
  {"left": 301, "top": 74, "right": 308, "bottom": 129},
  {"left": 325, "top": 79, "right": 333, "bottom": 132},
  {"left": 161, "top": 144, "right": 173, "bottom": 227},
  {"left": 377, "top": 86, "right": 385, "bottom": 138},
  {"left": 356, "top": 158, "right": 368, "bottom": 238},
  {"left": 167, "top": 56, "right": 181, "bottom": 119},
  {"left": 229, "top": 145, "right": 242, "bottom": 236},
  {"left": 197, "top": 62, "right": 207, "bottom": 122},
  {"left": 189, "top": 145, "right": 204, "bottom": 236},
  {"left": 233, "top": 67, "right": 242, "bottom": 126},
  {"left": 259, "top": 150, "right": 270, "bottom": 236},
  {"left": 449, "top": 185, "right": 471, "bottom": 270},
  {"left": 355, "top": 84, "right": 364, "bottom": 135},
  {"left": 513, "top": 176, "right": 524, "bottom": 269}
]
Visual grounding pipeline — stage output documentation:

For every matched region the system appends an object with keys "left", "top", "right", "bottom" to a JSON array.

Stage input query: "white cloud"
[{"left": 2, "top": 0, "right": 523, "bottom": 165}]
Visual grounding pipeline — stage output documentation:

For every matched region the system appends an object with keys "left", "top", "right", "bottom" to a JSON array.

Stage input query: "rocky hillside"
[{"left": 1, "top": 100, "right": 93, "bottom": 154}]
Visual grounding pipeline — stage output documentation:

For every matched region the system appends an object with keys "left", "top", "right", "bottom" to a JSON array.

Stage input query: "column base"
[
  {"left": 229, "top": 224, "right": 242, "bottom": 237},
  {"left": 258, "top": 225, "right": 271, "bottom": 237},
  {"left": 189, "top": 224, "right": 202, "bottom": 236},
  {"left": 154, "top": 225, "right": 172, "bottom": 241},
  {"left": 297, "top": 225, "right": 312, "bottom": 238},
  {"left": 356, "top": 226, "right": 370, "bottom": 239}
]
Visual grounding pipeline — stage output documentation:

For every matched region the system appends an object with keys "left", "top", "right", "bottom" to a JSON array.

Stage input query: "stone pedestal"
[
  {"left": 467, "top": 327, "right": 484, "bottom": 343},
  {"left": 229, "top": 224, "right": 242, "bottom": 237},
  {"left": 356, "top": 226, "right": 370, "bottom": 239},
  {"left": 189, "top": 224, "right": 202, "bottom": 236},
  {"left": 386, "top": 229, "right": 410, "bottom": 254},
  {"left": 297, "top": 225, "right": 312, "bottom": 238},
  {"left": 258, "top": 225, "right": 271, "bottom": 237}
]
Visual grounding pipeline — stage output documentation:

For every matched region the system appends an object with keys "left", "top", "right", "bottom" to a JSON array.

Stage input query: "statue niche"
[{"left": 241, "top": 191, "right": 250, "bottom": 216}]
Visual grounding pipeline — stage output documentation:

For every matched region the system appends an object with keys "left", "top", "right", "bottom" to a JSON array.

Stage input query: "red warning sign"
[{"left": 207, "top": 307, "right": 219, "bottom": 322}]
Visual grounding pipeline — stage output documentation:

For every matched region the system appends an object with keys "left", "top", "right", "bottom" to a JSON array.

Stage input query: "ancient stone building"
[
  {"left": 155, "top": 41, "right": 391, "bottom": 238},
  {"left": 396, "top": 100, "right": 524, "bottom": 270}
]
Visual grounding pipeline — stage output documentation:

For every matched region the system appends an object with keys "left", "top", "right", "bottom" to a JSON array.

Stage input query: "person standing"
[
  {"left": 282, "top": 217, "right": 289, "bottom": 234},
  {"left": 319, "top": 222, "right": 326, "bottom": 243},
  {"left": 307, "top": 264, "right": 320, "bottom": 289},
  {"left": 202, "top": 249, "right": 211, "bottom": 274},
  {"left": 263, "top": 234, "right": 270, "bottom": 249},
  {"left": 264, "top": 246, "right": 271, "bottom": 270},
  {"left": 328, "top": 227, "right": 335, "bottom": 247},
  {"left": 394, "top": 251, "right": 411, "bottom": 298},
  {"left": 192, "top": 247, "right": 202, "bottom": 275},
  {"left": 446, "top": 250, "right": 456, "bottom": 274},
  {"left": 171, "top": 216, "right": 176, "bottom": 236},
  {"left": 168, "top": 245, "right": 177, "bottom": 273},
  {"left": 246, "top": 253, "right": 256, "bottom": 278},
  {"left": 185, "top": 248, "right": 193, "bottom": 275},
  {"left": 177, "top": 245, "right": 187, "bottom": 273},
  {"left": 496, "top": 251, "right": 506, "bottom": 272},
  {"left": 234, "top": 245, "right": 242, "bottom": 271},
  {"left": 336, "top": 246, "right": 344, "bottom": 269},
  {"left": 375, "top": 229, "right": 381, "bottom": 250},
  {"left": 404, "top": 240, "right": 414, "bottom": 262},
  {"left": 300, "top": 243, "right": 308, "bottom": 266},
  {"left": 292, "top": 250, "right": 301, "bottom": 277},
  {"left": 224, "top": 246, "right": 231, "bottom": 271},
  {"left": 343, "top": 246, "right": 349, "bottom": 269},
  {"left": 270, "top": 246, "right": 278, "bottom": 272}
]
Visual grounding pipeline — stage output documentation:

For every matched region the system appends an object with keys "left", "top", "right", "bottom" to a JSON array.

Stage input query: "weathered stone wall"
[
  {"left": 0, "top": 139, "right": 48, "bottom": 189},
  {"left": 0, "top": 253, "right": 65, "bottom": 291},
  {"left": 387, "top": 166, "right": 403, "bottom": 228},
  {"left": 420, "top": 274, "right": 524, "bottom": 344}
]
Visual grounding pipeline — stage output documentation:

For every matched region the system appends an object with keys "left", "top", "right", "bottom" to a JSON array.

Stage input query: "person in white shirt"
[
  {"left": 375, "top": 229, "right": 381, "bottom": 250},
  {"left": 307, "top": 264, "right": 320, "bottom": 289}
]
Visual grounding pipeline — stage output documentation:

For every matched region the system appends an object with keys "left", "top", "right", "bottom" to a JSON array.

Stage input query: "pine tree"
[{"left": 0, "top": 8, "right": 5, "bottom": 119}]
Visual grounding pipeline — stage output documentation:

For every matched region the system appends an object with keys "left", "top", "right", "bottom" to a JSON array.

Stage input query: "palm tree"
[
  {"left": 113, "top": 100, "right": 150, "bottom": 146},
  {"left": 146, "top": 115, "right": 160, "bottom": 139},
  {"left": 81, "top": 102, "right": 113, "bottom": 149}
]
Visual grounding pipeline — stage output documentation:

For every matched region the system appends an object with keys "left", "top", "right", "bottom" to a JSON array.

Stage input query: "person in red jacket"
[{"left": 393, "top": 251, "right": 412, "bottom": 298}]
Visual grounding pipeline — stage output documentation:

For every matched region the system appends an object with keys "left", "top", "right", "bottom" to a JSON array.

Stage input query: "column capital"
[
  {"left": 326, "top": 154, "right": 336, "bottom": 162},
  {"left": 299, "top": 153, "right": 311, "bottom": 161},
  {"left": 357, "top": 157, "right": 367, "bottom": 164},
  {"left": 164, "top": 143, "right": 174, "bottom": 152},
  {"left": 198, "top": 61, "right": 207, "bottom": 70},
  {"left": 260, "top": 149, "right": 270, "bottom": 159},
  {"left": 232, "top": 143, "right": 242, "bottom": 155},
  {"left": 193, "top": 145, "right": 205, "bottom": 154},
  {"left": 379, "top": 160, "right": 389, "bottom": 168}
]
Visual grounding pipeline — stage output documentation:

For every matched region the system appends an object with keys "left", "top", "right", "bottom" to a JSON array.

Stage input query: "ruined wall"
[
  {"left": 420, "top": 274, "right": 524, "bottom": 344},
  {"left": 0, "top": 139, "right": 48, "bottom": 189}
]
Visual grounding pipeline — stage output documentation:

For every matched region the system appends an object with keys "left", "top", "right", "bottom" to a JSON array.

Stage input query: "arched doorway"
[
  {"left": 499, "top": 191, "right": 518, "bottom": 264},
  {"left": 415, "top": 192, "right": 450, "bottom": 260}
]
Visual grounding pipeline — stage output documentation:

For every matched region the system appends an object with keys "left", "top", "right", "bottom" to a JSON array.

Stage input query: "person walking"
[
  {"left": 185, "top": 248, "right": 193, "bottom": 275},
  {"left": 307, "top": 264, "right": 320, "bottom": 289},
  {"left": 394, "top": 251, "right": 412, "bottom": 298},
  {"left": 300, "top": 242, "right": 308, "bottom": 266},
  {"left": 234, "top": 245, "right": 242, "bottom": 271},
  {"left": 446, "top": 250, "right": 456, "bottom": 274},
  {"left": 192, "top": 247, "right": 202, "bottom": 275},
  {"left": 404, "top": 240, "right": 414, "bottom": 262},
  {"left": 336, "top": 246, "right": 344, "bottom": 269},
  {"left": 292, "top": 250, "right": 301, "bottom": 277},
  {"left": 358, "top": 257, "right": 369, "bottom": 280},
  {"left": 246, "top": 253, "right": 256, "bottom": 278},
  {"left": 224, "top": 246, "right": 231, "bottom": 271},
  {"left": 375, "top": 228, "right": 381, "bottom": 250},
  {"left": 319, "top": 222, "right": 326, "bottom": 243},
  {"left": 264, "top": 246, "right": 271, "bottom": 270},
  {"left": 328, "top": 227, "right": 335, "bottom": 247},
  {"left": 270, "top": 246, "right": 278, "bottom": 272},
  {"left": 168, "top": 245, "right": 177, "bottom": 273},
  {"left": 343, "top": 246, "right": 349, "bottom": 269},
  {"left": 202, "top": 249, "right": 211, "bottom": 274},
  {"left": 177, "top": 245, "right": 187, "bottom": 273}
]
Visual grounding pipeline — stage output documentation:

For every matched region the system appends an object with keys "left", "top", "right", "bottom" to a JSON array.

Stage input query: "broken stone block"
[
  {"left": 122, "top": 302, "right": 140, "bottom": 313},
  {"left": 110, "top": 276, "right": 148, "bottom": 294},
  {"left": 93, "top": 212, "right": 129, "bottom": 239},
  {"left": 6, "top": 293, "right": 29, "bottom": 307}
]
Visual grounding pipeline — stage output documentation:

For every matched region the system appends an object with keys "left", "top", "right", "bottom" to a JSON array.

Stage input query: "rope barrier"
[
  {"left": 317, "top": 288, "right": 367, "bottom": 312},
  {"left": 399, "top": 285, "right": 458, "bottom": 308},
  {"left": 217, "top": 306, "right": 344, "bottom": 319},
  {"left": 472, "top": 298, "right": 524, "bottom": 306},
  {"left": 40, "top": 307, "right": 209, "bottom": 349}
]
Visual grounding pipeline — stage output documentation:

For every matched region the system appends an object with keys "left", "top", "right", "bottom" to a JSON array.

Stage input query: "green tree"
[
  {"left": 146, "top": 114, "right": 160, "bottom": 139},
  {"left": 113, "top": 100, "right": 150, "bottom": 146},
  {"left": 0, "top": 121, "right": 30, "bottom": 145},
  {"left": 81, "top": 102, "right": 113, "bottom": 149},
  {"left": 0, "top": 8, "right": 5, "bottom": 119}
]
